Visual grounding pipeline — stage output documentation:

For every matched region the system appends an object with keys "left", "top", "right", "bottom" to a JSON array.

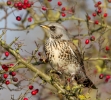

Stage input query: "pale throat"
[{"left": 48, "top": 37, "right": 54, "bottom": 42}]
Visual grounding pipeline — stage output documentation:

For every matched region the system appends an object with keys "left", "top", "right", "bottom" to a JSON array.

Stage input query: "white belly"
[
  {"left": 49, "top": 47, "right": 80, "bottom": 75},
  {"left": 45, "top": 40, "right": 81, "bottom": 75},
  {"left": 51, "top": 48, "right": 60, "bottom": 65}
]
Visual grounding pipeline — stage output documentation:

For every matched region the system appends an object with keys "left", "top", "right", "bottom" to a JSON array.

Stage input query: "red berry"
[
  {"left": 92, "top": 12, "right": 96, "bottom": 17},
  {"left": 38, "top": 52, "right": 41, "bottom": 56},
  {"left": 105, "top": 78, "right": 109, "bottom": 82},
  {"left": 48, "top": 0, "right": 52, "bottom": 2},
  {"left": 31, "top": 90, "right": 37, "bottom": 95},
  {"left": 10, "top": 63, "right": 14, "bottom": 67},
  {"left": 10, "top": 71, "right": 16, "bottom": 76},
  {"left": 105, "top": 75, "right": 110, "bottom": 82},
  {"left": 14, "top": 3, "right": 18, "bottom": 8},
  {"left": 97, "top": 9, "right": 102, "bottom": 13},
  {"left": 61, "top": 12, "right": 66, "bottom": 17},
  {"left": 42, "top": 6, "right": 47, "bottom": 11},
  {"left": 7, "top": 1, "right": 11, "bottom": 5},
  {"left": 23, "top": 5, "right": 27, "bottom": 9},
  {"left": 28, "top": 17, "right": 32, "bottom": 22},
  {"left": 23, "top": 98, "right": 28, "bottom": 100},
  {"left": 24, "top": 0, "right": 29, "bottom": 4},
  {"left": 90, "top": 36, "right": 95, "bottom": 41},
  {"left": 2, "top": 65, "right": 8, "bottom": 71},
  {"left": 106, "top": 46, "right": 110, "bottom": 51},
  {"left": 17, "top": 2, "right": 23, "bottom": 8},
  {"left": 98, "top": 1, "right": 102, "bottom": 5},
  {"left": 26, "top": 3, "right": 31, "bottom": 8},
  {"left": 12, "top": 77, "right": 18, "bottom": 82},
  {"left": 94, "top": 3, "right": 98, "bottom": 7},
  {"left": 61, "top": 7, "right": 66, "bottom": 11},
  {"left": 16, "top": 16, "right": 21, "bottom": 21},
  {"left": 4, "top": 67, "right": 8, "bottom": 71},
  {"left": 35, "top": 89, "right": 39, "bottom": 93},
  {"left": 85, "top": 39, "right": 90, "bottom": 44},
  {"left": 99, "top": 74, "right": 104, "bottom": 79},
  {"left": 58, "top": 1, "right": 62, "bottom": 6},
  {"left": 67, "top": 78, "right": 71, "bottom": 82},
  {"left": 5, "top": 80, "right": 10, "bottom": 85},
  {"left": 108, "top": 0, "right": 111, "bottom": 3},
  {"left": 2, "top": 64, "right": 6, "bottom": 69},
  {"left": 106, "top": 75, "right": 110, "bottom": 79},
  {"left": 29, "top": 85, "right": 34, "bottom": 90},
  {"left": 104, "top": 13, "right": 108, "bottom": 17},
  {"left": 103, "top": 55, "right": 107, "bottom": 58},
  {"left": 3, "top": 74, "right": 8, "bottom": 79},
  {"left": 5, "top": 51, "right": 9, "bottom": 57},
  {"left": 94, "top": 20, "right": 99, "bottom": 24},
  {"left": 87, "top": 16, "right": 91, "bottom": 20},
  {"left": 18, "top": 7, "right": 22, "bottom": 10},
  {"left": 17, "top": 2, "right": 23, "bottom": 10}
]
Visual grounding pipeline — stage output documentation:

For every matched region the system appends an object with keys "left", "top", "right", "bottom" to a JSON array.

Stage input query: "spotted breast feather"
[{"left": 45, "top": 39, "right": 96, "bottom": 89}]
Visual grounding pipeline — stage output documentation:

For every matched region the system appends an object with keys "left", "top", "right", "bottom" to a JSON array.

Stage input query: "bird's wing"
[
  {"left": 66, "top": 40, "right": 84, "bottom": 70},
  {"left": 64, "top": 40, "right": 97, "bottom": 89}
]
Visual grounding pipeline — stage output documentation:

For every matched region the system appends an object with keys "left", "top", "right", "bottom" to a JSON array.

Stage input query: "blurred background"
[{"left": 0, "top": 0, "right": 111, "bottom": 100}]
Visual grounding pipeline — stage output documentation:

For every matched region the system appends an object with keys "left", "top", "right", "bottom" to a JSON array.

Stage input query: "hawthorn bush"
[{"left": 0, "top": 0, "right": 111, "bottom": 100}]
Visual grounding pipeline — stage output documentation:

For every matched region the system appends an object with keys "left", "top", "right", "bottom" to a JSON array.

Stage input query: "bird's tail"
[
  {"left": 75, "top": 75, "right": 97, "bottom": 89},
  {"left": 82, "top": 78, "right": 97, "bottom": 89}
]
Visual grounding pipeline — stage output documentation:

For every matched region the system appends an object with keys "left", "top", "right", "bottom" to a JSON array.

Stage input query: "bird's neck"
[{"left": 46, "top": 37, "right": 54, "bottom": 43}]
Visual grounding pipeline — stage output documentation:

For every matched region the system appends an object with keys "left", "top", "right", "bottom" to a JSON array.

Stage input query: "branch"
[
  {"left": 60, "top": 16, "right": 111, "bottom": 29},
  {"left": 84, "top": 57, "right": 111, "bottom": 61},
  {"left": 0, "top": 31, "right": 76, "bottom": 100}
]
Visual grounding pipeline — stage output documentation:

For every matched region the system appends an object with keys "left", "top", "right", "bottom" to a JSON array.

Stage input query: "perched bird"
[{"left": 40, "top": 23, "right": 96, "bottom": 89}]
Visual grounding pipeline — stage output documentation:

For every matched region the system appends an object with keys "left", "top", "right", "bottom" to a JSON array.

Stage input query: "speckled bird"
[{"left": 40, "top": 23, "right": 96, "bottom": 89}]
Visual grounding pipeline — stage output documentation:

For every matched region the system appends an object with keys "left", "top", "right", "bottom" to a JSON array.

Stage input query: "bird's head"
[{"left": 40, "top": 23, "right": 69, "bottom": 40}]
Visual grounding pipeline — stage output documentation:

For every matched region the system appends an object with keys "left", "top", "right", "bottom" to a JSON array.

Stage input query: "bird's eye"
[{"left": 49, "top": 26, "right": 56, "bottom": 31}]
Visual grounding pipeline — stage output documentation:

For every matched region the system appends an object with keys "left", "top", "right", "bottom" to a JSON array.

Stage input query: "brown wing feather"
[
  {"left": 67, "top": 40, "right": 84, "bottom": 70},
  {"left": 66, "top": 40, "right": 97, "bottom": 89}
]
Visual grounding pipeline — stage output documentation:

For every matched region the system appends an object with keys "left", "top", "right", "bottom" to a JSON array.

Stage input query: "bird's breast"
[
  {"left": 45, "top": 40, "right": 63, "bottom": 65},
  {"left": 44, "top": 39, "right": 81, "bottom": 75}
]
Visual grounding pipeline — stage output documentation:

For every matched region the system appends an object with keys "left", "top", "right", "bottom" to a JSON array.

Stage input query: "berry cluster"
[
  {"left": 85, "top": 1, "right": 110, "bottom": 51},
  {"left": 42, "top": 1, "right": 74, "bottom": 17},
  {"left": 2, "top": 49, "right": 39, "bottom": 99},
  {"left": 85, "top": 36, "right": 110, "bottom": 51},
  {"left": 7, "top": 0, "right": 33, "bottom": 10},
  {"left": 2, "top": 64, "right": 14, "bottom": 71},
  {"left": 93, "top": 1, "right": 108, "bottom": 24},
  {"left": 7, "top": 0, "right": 33, "bottom": 22},
  {"left": 85, "top": 36, "right": 95, "bottom": 45},
  {"left": 1, "top": 52, "right": 18, "bottom": 85},
  {"left": 99, "top": 74, "right": 111, "bottom": 82},
  {"left": 87, "top": 1, "right": 108, "bottom": 24},
  {"left": 2, "top": 64, "right": 18, "bottom": 85},
  {"left": 57, "top": 1, "right": 66, "bottom": 17},
  {"left": 1, "top": 62, "right": 39, "bottom": 99},
  {"left": 23, "top": 86, "right": 39, "bottom": 100}
]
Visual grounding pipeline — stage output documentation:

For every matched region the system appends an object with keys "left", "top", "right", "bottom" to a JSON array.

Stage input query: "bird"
[{"left": 40, "top": 23, "right": 96, "bottom": 89}]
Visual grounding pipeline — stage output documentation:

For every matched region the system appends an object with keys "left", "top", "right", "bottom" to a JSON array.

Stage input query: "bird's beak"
[
  {"left": 40, "top": 25, "right": 50, "bottom": 38},
  {"left": 40, "top": 25, "right": 50, "bottom": 30}
]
